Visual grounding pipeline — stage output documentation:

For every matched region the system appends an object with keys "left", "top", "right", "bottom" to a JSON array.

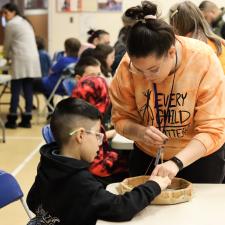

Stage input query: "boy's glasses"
[{"left": 69, "top": 129, "right": 104, "bottom": 146}]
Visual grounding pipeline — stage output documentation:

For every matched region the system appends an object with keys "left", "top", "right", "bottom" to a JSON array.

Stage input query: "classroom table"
[
  {"left": 97, "top": 182, "right": 225, "bottom": 225},
  {"left": 0, "top": 74, "right": 11, "bottom": 83},
  {"left": 111, "top": 133, "right": 134, "bottom": 150}
]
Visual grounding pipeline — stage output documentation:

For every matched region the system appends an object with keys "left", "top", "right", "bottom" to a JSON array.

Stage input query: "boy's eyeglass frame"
[{"left": 69, "top": 128, "right": 104, "bottom": 146}]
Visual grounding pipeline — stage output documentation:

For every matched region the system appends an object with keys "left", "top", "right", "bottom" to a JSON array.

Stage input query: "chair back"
[
  {"left": 27, "top": 217, "right": 39, "bottom": 225},
  {"left": 62, "top": 62, "right": 76, "bottom": 77},
  {"left": 42, "top": 124, "right": 55, "bottom": 143},
  {"left": 0, "top": 171, "right": 34, "bottom": 218},
  {"left": 52, "top": 51, "right": 64, "bottom": 65},
  {"left": 62, "top": 78, "right": 76, "bottom": 96},
  {"left": 0, "top": 170, "right": 23, "bottom": 208}
]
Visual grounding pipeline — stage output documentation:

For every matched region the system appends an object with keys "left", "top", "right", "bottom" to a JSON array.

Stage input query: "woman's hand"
[
  {"left": 151, "top": 160, "right": 179, "bottom": 179},
  {"left": 143, "top": 126, "right": 168, "bottom": 147},
  {"left": 106, "top": 129, "right": 116, "bottom": 139}
]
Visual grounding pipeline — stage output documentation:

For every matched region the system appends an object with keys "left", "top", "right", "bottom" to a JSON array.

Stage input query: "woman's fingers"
[
  {"left": 144, "top": 126, "right": 168, "bottom": 144},
  {"left": 144, "top": 133, "right": 163, "bottom": 145},
  {"left": 150, "top": 126, "right": 168, "bottom": 140}
]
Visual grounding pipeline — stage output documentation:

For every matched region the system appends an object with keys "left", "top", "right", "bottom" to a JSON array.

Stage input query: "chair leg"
[
  {"left": 33, "top": 94, "right": 41, "bottom": 124},
  {"left": 0, "top": 117, "right": 5, "bottom": 143},
  {"left": 20, "top": 198, "right": 33, "bottom": 219},
  {"left": 40, "top": 76, "right": 65, "bottom": 116}
]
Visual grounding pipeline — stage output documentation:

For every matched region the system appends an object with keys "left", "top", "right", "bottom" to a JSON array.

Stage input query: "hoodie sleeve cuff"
[{"left": 144, "top": 180, "right": 161, "bottom": 197}]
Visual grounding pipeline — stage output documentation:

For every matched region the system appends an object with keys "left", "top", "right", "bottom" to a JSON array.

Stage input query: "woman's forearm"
[
  {"left": 175, "top": 139, "right": 207, "bottom": 168},
  {"left": 122, "top": 120, "right": 146, "bottom": 142},
  {"left": 122, "top": 120, "right": 168, "bottom": 146}
]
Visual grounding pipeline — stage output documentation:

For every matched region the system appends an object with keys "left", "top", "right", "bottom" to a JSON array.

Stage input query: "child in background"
[
  {"left": 74, "top": 56, "right": 102, "bottom": 79},
  {"left": 62, "top": 56, "right": 102, "bottom": 96},
  {"left": 42, "top": 38, "right": 80, "bottom": 95},
  {"left": 27, "top": 98, "right": 171, "bottom": 225},
  {"left": 87, "top": 29, "right": 110, "bottom": 45},
  {"left": 93, "top": 44, "right": 115, "bottom": 85},
  {"left": 79, "top": 44, "right": 115, "bottom": 84},
  {"left": 33, "top": 37, "right": 81, "bottom": 115},
  {"left": 36, "top": 36, "right": 51, "bottom": 77}
]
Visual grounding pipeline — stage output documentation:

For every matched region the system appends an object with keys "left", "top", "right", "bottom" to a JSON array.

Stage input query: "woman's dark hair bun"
[
  {"left": 125, "top": 1, "right": 157, "bottom": 20},
  {"left": 87, "top": 29, "right": 95, "bottom": 35},
  {"left": 142, "top": 1, "right": 157, "bottom": 16}
]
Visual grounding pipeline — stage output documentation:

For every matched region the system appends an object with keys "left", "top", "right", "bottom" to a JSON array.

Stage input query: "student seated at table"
[
  {"left": 27, "top": 98, "right": 171, "bottom": 225},
  {"left": 72, "top": 75, "right": 126, "bottom": 184}
]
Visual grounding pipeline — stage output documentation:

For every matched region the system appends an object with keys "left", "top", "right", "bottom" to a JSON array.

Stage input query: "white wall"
[{"left": 48, "top": 0, "right": 225, "bottom": 55}]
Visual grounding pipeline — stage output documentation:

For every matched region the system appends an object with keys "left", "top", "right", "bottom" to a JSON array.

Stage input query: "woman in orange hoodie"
[
  {"left": 169, "top": 1, "right": 225, "bottom": 73},
  {"left": 109, "top": 1, "right": 225, "bottom": 183}
]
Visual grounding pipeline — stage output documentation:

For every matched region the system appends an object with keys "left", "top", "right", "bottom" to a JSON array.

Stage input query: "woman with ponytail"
[{"left": 110, "top": 1, "right": 225, "bottom": 183}]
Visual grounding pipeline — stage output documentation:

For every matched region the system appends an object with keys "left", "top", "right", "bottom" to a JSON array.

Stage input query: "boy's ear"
[
  {"left": 74, "top": 74, "right": 82, "bottom": 81},
  {"left": 73, "top": 128, "right": 85, "bottom": 144}
]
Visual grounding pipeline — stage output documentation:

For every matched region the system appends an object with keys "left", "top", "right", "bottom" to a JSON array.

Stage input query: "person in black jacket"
[{"left": 26, "top": 98, "right": 171, "bottom": 225}]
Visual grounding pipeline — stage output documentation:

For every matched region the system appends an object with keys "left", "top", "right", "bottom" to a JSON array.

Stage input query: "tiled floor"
[{"left": 0, "top": 91, "right": 47, "bottom": 225}]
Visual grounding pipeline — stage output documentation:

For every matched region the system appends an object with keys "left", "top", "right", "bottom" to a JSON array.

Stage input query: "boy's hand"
[{"left": 149, "top": 175, "right": 171, "bottom": 191}]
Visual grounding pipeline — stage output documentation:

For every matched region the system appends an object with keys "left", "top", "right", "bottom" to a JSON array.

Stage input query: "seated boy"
[
  {"left": 33, "top": 38, "right": 81, "bottom": 115},
  {"left": 74, "top": 56, "right": 102, "bottom": 80},
  {"left": 27, "top": 98, "right": 171, "bottom": 225},
  {"left": 63, "top": 56, "right": 101, "bottom": 95}
]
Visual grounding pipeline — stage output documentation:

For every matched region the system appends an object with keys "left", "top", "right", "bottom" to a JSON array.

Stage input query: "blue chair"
[
  {"left": 62, "top": 78, "right": 76, "bottom": 96},
  {"left": 0, "top": 170, "right": 33, "bottom": 218},
  {"left": 42, "top": 124, "right": 55, "bottom": 143},
  {"left": 41, "top": 62, "right": 76, "bottom": 114},
  {"left": 27, "top": 217, "right": 39, "bottom": 225}
]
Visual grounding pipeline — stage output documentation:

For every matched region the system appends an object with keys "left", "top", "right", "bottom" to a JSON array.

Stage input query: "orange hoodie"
[
  {"left": 207, "top": 39, "right": 225, "bottom": 73},
  {"left": 110, "top": 36, "right": 225, "bottom": 160}
]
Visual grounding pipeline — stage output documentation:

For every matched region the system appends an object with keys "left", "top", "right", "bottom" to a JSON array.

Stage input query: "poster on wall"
[
  {"left": 57, "top": 0, "right": 79, "bottom": 12},
  {"left": 24, "top": 0, "right": 48, "bottom": 9},
  {"left": 57, "top": 0, "right": 97, "bottom": 12},
  {"left": 97, "top": 0, "right": 122, "bottom": 11}
]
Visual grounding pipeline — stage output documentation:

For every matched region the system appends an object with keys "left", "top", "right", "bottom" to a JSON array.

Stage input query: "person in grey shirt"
[{"left": 2, "top": 3, "right": 41, "bottom": 128}]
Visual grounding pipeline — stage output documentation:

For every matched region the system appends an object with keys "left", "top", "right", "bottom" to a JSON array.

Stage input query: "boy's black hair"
[
  {"left": 79, "top": 48, "right": 95, "bottom": 58},
  {"left": 74, "top": 56, "right": 100, "bottom": 76},
  {"left": 64, "top": 38, "right": 81, "bottom": 58},
  {"left": 50, "top": 98, "right": 101, "bottom": 147}
]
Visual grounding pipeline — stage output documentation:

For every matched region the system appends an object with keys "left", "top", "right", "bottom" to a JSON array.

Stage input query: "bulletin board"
[{"left": 56, "top": 0, "right": 122, "bottom": 12}]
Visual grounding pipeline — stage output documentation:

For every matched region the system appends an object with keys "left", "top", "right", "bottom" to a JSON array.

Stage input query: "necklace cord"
[{"left": 144, "top": 51, "right": 178, "bottom": 175}]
